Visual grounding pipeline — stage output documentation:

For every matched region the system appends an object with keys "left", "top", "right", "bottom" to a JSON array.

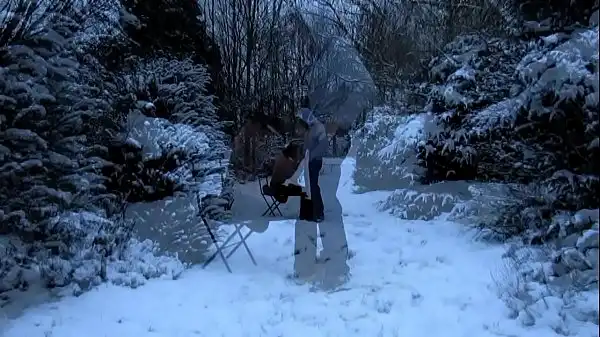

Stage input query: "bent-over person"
[{"left": 269, "top": 142, "right": 304, "bottom": 203}]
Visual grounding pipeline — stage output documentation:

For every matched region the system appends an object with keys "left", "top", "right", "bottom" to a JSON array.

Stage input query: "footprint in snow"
[
  {"left": 410, "top": 291, "right": 423, "bottom": 307},
  {"left": 435, "top": 256, "right": 449, "bottom": 264},
  {"left": 374, "top": 298, "right": 394, "bottom": 314},
  {"left": 396, "top": 259, "right": 408, "bottom": 269}
]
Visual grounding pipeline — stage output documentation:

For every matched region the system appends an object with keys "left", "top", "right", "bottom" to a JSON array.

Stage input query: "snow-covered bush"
[
  {"left": 37, "top": 212, "right": 147, "bottom": 290},
  {"left": 2, "top": 212, "right": 184, "bottom": 293},
  {"left": 416, "top": 35, "right": 533, "bottom": 183},
  {"left": 112, "top": 57, "right": 228, "bottom": 158},
  {"left": 352, "top": 106, "right": 471, "bottom": 220},
  {"left": 90, "top": 0, "right": 234, "bottom": 258},
  {"left": 105, "top": 237, "right": 185, "bottom": 289},
  {"left": 110, "top": 58, "right": 233, "bottom": 216},
  {"left": 353, "top": 106, "right": 430, "bottom": 192},
  {"left": 417, "top": 26, "right": 599, "bottom": 236},
  {"left": 450, "top": 183, "right": 563, "bottom": 242},
  {"left": 378, "top": 182, "right": 469, "bottom": 221},
  {"left": 125, "top": 112, "right": 233, "bottom": 254},
  {"left": 101, "top": 59, "right": 234, "bottom": 262},
  {"left": 120, "top": 116, "right": 230, "bottom": 263},
  {"left": 0, "top": 0, "right": 219, "bottom": 297},
  {"left": 116, "top": 59, "right": 217, "bottom": 126},
  {"left": 91, "top": 0, "right": 233, "bottom": 264},
  {"left": 408, "top": 12, "right": 599, "bottom": 331},
  {"left": 493, "top": 211, "right": 599, "bottom": 334}
]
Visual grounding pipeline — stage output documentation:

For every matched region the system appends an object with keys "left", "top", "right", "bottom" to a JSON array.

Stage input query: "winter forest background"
[{"left": 1, "top": 0, "right": 599, "bottom": 332}]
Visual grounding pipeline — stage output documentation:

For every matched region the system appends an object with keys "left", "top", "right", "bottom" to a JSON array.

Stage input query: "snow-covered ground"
[{"left": 1, "top": 158, "right": 596, "bottom": 337}]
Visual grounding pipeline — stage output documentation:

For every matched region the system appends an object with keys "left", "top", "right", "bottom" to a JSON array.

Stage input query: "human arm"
[
  {"left": 287, "top": 156, "right": 305, "bottom": 186},
  {"left": 302, "top": 149, "right": 311, "bottom": 199}
]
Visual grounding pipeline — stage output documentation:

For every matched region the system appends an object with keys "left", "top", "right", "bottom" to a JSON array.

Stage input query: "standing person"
[
  {"left": 296, "top": 107, "right": 327, "bottom": 221},
  {"left": 293, "top": 103, "right": 350, "bottom": 290}
]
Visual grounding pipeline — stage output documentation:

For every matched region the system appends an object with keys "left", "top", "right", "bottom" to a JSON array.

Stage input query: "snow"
[
  {"left": 127, "top": 110, "right": 226, "bottom": 197},
  {"left": 470, "top": 98, "right": 519, "bottom": 134},
  {"left": 573, "top": 209, "right": 600, "bottom": 225},
  {"left": 130, "top": 111, "right": 210, "bottom": 160},
  {"left": 449, "top": 65, "right": 476, "bottom": 82},
  {"left": 1, "top": 158, "right": 597, "bottom": 337},
  {"left": 516, "top": 27, "right": 599, "bottom": 115},
  {"left": 377, "top": 113, "right": 429, "bottom": 160}
]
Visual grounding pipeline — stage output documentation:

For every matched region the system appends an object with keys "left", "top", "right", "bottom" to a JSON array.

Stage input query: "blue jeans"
[{"left": 308, "top": 159, "right": 324, "bottom": 220}]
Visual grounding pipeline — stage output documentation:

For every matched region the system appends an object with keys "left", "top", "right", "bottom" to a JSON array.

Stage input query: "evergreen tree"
[{"left": 0, "top": 1, "right": 130, "bottom": 290}]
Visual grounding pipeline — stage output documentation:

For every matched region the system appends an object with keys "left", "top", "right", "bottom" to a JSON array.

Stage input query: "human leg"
[
  {"left": 293, "top": 196, "right": 318, "bottom": 278},
  {"left": 317, "top": 163, "right": 350, "bottom": 288},
  {"left": 308, "top": 159, "right": 324, "bottom": 220},
  {"left": 282, "top": 183, "right": 304, "bottom": 196},
  {"left": 270, "top": 183, "right": 289, "bottom": 203},
  {"left": 319, "top": 197, "right": 349, "bottom": 274}
]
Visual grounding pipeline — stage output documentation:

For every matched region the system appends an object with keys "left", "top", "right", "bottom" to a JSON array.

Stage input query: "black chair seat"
[{"left": 262, "top": 184, "right": 275, "bottom": 196}]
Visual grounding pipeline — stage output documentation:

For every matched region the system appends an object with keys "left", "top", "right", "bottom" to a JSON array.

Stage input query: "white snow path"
[{"left": 0, "top": 158, "right": 574, "bottom": 337}]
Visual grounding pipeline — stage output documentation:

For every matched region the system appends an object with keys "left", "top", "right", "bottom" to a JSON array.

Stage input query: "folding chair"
[
  {"left": 258, "top": 176, "right": 284, "bottom": 217},
  {"left": 197, "top": 195, "right": 257, "bottom": 273}
]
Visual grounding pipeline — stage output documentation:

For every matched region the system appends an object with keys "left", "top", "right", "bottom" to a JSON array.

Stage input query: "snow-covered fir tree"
[
  {"left": 1, "top": 0, "right": 232, "bottom": 296},
  {"left": 354, "top": 0, "right": 598, "bottom": 239}
]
